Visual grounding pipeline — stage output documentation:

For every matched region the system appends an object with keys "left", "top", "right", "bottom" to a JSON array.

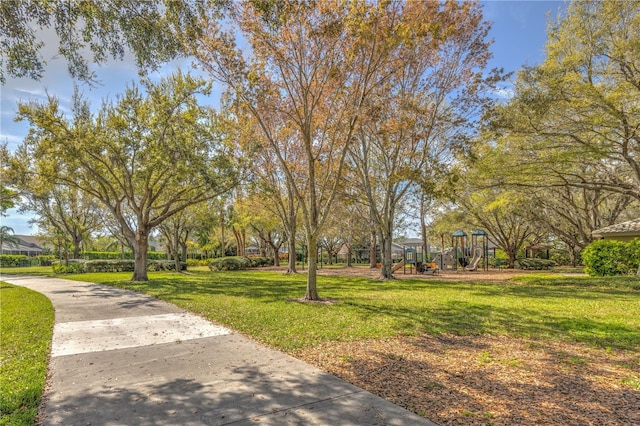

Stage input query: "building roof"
[
  {"left": 394, "top": 238, "right": 423, "bottom": 246},
  {"left": 592, "top": 218, "right": 640, "bottom": 238},
  {"left": 1, "top": 235, "right": 44, "bottom": 254}
]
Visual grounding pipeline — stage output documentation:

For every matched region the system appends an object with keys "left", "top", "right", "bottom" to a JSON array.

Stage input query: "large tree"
[
  {"left": 349, "top": 0, "right": 500, "bottom": 279},
  {"left": 489, "top": 0, "right": 640, "bottom": 201},
  {"left": 191, "top": 2, "right": 402, "bottom": 299},
  {"left": 21, "top": 185, "right": 102, "bottom": 259},
  {"left": 13, "top": 72, "right": 238, "bottom": 281}
]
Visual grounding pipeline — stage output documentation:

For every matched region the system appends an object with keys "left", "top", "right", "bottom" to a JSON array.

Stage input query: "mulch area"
[
  {"left": 295, "top": 334, "right": 639, "bottom": 425},
  {"left": 288, "top": 267, "right": 640, "bottom": 425}
]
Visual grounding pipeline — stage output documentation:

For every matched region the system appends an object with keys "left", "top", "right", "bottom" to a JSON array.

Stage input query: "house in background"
[
  {"left": 592, "top": 218, "right": 640, "bottom": 242},
  {"left": 0, "top": 234, "right": 45, "bottom": 256}
]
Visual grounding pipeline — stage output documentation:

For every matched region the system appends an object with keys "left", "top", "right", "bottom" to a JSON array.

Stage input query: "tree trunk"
[
  {"left": 220, "top": 208, "right": 225, "bottom": 257},
  {"left": 132, "top": 231, "right": 149, "bottom": 281},
  {"left": 286, "top": 186, "right": 297, "bottom": 274},
  {"left": 72, "top": 235, "right": 81, "bottom": 259},
  {"left": 420, "top": 194, "right": 429, "bottom": 263},
  {"left": 507, "top": 248, "right": 516, "bottom": 269},
  {"left": 346, "top": 245, "right": 352, "bottom": 267},
  {"left": 305, "top": 234, "right": 320, "bottom": 300},
  {"left": 378, "top": 230, "right": 394, "bottom": 280},
  {"left": 369, "top": 228, "right": 377, "bottom": 268},
  {"left": 286, "top": 230, "right": 297, "bottom": 274},
  {"left": 181, "top": 242, "right": 187, "bottom": 265},
  {"left": 174, "top": 225, "right": 181, "bottom": 273},
  {"left": 268, "top": 239, "right": 282, "bottom": 267}
]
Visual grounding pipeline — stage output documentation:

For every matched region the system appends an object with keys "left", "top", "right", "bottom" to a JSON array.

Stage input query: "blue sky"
[{"left": 0, "top": 0, "right": 566, "bottom": 235}]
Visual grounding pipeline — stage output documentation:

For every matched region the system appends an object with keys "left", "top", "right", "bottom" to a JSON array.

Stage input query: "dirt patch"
[
  {"left": 286, "top": 297, "right": 341, "bottom": 305},
  {"left": 295, "top": 334, "right": 640, "bottom": 425}
]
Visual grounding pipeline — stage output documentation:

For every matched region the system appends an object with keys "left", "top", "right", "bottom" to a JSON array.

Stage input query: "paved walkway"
[{"left": 3, "top": 275, "right": 435, "bottom": 425}]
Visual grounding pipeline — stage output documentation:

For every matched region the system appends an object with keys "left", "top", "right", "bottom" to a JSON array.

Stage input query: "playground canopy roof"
[{"left": 592, "top": 218, "right": 640, "bottom": 242}]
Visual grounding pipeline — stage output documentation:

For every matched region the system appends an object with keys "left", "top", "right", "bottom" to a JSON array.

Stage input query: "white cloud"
[
  {"left": 494, "top": 86, "right": 514, "bottom": 99},
  {"left": 0, "top": 133, "right": 23, "bottom": 146}
]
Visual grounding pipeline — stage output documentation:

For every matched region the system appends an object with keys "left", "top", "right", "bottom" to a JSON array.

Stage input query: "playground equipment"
[
  {"left": 433, "top": 247, "right": 458, "bottom": 270},
  {"left": 451, "top": 230, "right": 468, "bottom": 268},
  {"left": 433, "top": 229, "right": 489, "bottom": 271},
  {"left": 465, "top": 246, "right": 484, "bottom": 271},
  {"left": 416, "top": 261, "right": 437, "bottom": 275},
  {"left": 391, "top": 259, "right": 405, "bottom": 273}
]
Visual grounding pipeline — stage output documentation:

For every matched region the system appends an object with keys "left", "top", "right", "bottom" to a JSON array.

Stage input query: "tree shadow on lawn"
[
  {"left": 468, "top": 282, "right": 638, "bottom": 300},
  {"left": 93, "top": 272, "right": 640, "bottom": 350},
  {"left": 347, "top": 300, "right": 640, "bottom": 351}
]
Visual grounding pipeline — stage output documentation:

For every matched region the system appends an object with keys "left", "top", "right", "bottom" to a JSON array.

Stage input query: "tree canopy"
[{"left": 12, "top": 71, "right": 239, "bottom": 280}]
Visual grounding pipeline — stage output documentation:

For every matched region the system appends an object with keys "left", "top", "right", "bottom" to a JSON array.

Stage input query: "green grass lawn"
[
  {"left": 49, "top": 269, "right": 640, "bottom": 352},
  {"left": 0, "top": 282, "right": 54, "bottom": 425},
  {"left": 0, "top": 266, "right": 53, "bottom": 276}
]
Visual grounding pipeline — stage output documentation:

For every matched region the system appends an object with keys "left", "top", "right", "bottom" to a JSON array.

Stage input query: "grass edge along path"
[{"left": 0, "top": 282, "right": 54, "bottom": 425}]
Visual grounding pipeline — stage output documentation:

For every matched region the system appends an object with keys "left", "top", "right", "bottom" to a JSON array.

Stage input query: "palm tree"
[{"left": 0, "top": 225, "right": 21, "bottom": 253}]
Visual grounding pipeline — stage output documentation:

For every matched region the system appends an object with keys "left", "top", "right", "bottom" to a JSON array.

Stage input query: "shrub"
[
  {"left": 186, "top": 258, "right": 211, "bottom": 267},
  {"left": 208, "top": 256, "right": 252, "bottom": 271},
  {"left": 582, "top": 240, "right": 638, "bottom": 276},
  {"left": 148, "top": 260, "right": 187, "bottom": 271},
  {"left": 83, "top": 260, "right": 135, "bottom": 273},
  {"left": 36, "top": 255, "right": 56, "bottom": 266},
  {"left": 515, "top": 258, "right": 557, "bottom": 270},
  {"left": 82, "top": 251, "right": 167, "bottom": 260},
  {"left": 0, "top": 254, "right": 29, "bottom": 267},
  {"left": 550, "top": 250, "right": 572, "bottom": 266},
  {"left": 628, "top": 239, "right": 640, "bottom": 269},
  {"left": 249, "top": 257, "right": 274, "bottom": 267},
  {"left": 52, "top": 262, "right": 84, "bottom": 274}
]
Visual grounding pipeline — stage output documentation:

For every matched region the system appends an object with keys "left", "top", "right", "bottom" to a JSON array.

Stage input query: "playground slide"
[
  {"left": 465, "top": 251, "right": 483, "bottom": 271},
  {"left": 392, "top": 259, "right": 405, "bottom": 273}
]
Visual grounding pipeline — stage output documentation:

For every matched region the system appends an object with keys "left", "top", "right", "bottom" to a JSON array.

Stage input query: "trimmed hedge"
[
  {"left": 53, "top": 259, "right": 187, "bottom": 274},
  {"left": 209, "top": 256, "right": 252, "bottom": 271},
  {"left": 83, "top": 260, "right": 135, "bottom": 273},
  {"left": 582, "top": 239, "right": 640, "bottom": 276},
  {"left": 0, "top": 254, "right": 29, "bottom": 267},
  {"left": 515, "top": 258, "right": 557, "bottom": 270},
  {"left": 208, "top": 256, "right": 274, "bottom": 271},
  {"left": 83, "top": 251, "right": 167, "bottom": 260},
  {"left": 147, "top": 261, "right": 187, "bottom": 272}
]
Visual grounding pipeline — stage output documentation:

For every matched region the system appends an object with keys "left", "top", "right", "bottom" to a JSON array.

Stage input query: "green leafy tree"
[
  {"left": 489, "top": 0, "right": 640, "bottom": 202},
  {"left": 16, "top": 185, "right": 102, "bottom": 259},
  {"left": 0, "top": 143, "right": 18, "bottom": 215},
  {"left": 458, "top": 189, "right": 539, "bottom": 268},
  {"left": 0, "top": 0, "right": 218, "bottom": 84},
  {"left": 13, "top": 72, "right": 239, "bottom": 281}
]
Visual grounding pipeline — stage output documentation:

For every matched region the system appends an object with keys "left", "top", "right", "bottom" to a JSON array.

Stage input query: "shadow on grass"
[
  {"left": 87, "top": 270, "right": 640, "bottom": 351},
  {"left": 348, "top": 299, "right": 640, "bottom": 350}
]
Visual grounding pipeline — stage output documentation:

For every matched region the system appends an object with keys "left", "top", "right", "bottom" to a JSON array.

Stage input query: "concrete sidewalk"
[{"left": 3, "top": 275, "right": 436, "bottom": 425}]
